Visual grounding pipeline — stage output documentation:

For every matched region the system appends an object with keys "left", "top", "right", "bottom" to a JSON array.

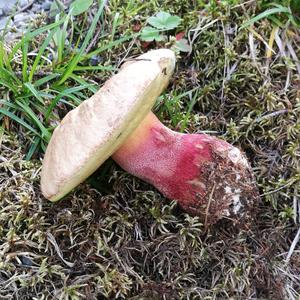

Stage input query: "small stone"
[
  {"left": 19, "top": 0, "right": 28, "bottom": 8},
  {"left": 20, "top": 256, "right": 33, "bottom": 266},
  {"left": 4, "top": 32, "right": 15, "bottom": 41},
  {"left": 14, "top": 13, "right": 30, "bottom": 23},
  {"left": 0, "top": 17, "right": 12, "bottom": 30},
  {"left": 2, "top": 1, "right": 17, "bottom": 15},
  {"left": 31, "top": 3, "right": 41, "bottom": 13},
  {"left": 15, "top": 21, "right": 26, "bottom": 28},
  {"left": 90, "top": 55, "right": 103, "bottom": 66},
  {"left": 42, "top": 1, "right": 52, "bottom": 11}
]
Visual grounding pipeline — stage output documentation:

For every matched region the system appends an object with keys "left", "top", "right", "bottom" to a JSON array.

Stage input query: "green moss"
[{"left": 0, "top": 0, "right": 300, "bottom": 299}]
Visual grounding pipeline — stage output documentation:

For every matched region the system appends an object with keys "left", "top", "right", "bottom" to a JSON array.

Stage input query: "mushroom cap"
[{"left": 41, "top": 49, "right": 176, "bottom": 201}]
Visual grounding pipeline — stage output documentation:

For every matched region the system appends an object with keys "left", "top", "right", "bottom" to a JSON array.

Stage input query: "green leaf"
[
  {"left": 70, "top": 0, "right": 93, "bottom": 16},
  {"left": 173, "top": 38, "right": 192, "bottom": 53},
  {"left": 147, "top": 11, "right": 181, "bottom": 30},
  {"left": 140, "top": 27, "right": 164, "bottom": 42}
]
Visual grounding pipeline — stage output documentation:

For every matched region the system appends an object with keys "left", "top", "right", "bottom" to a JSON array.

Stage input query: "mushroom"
[{"left": 41, "top": 49, "right": 258, "bottom": 226}]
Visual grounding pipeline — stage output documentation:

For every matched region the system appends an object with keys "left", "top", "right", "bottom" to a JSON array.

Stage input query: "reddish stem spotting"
[{"left": 112, "top": 112, "right": 258, "bottom": 225}]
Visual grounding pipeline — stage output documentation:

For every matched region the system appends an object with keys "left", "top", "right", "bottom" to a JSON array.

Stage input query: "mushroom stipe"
[
  {"left": 41, "top": 49, "right": 259, "bottom": 226},
  {"left": 112, "top": 112, "right": 259, "bottom": 226}
]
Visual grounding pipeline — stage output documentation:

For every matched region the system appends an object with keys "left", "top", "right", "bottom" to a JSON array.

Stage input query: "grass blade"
[
  {"left": 58, "top": 1, "right": 105, "bottom": 85},
  {"left": 16, "top": 100, "right": 50, "bottom": 141},
  {"left": 82, "top": 34, "right": 136, "bottom": 60},
  {"left": 111, "top": 12, "right": 120, "bottom": 41},
  {"left": 0, "top": 66, "right": 21, "bottom": 85},
  {"left": 21, "top": 36, "right": 29, "bottom": 82},
  {"left": 29, "top": 28, "right": 58, "bottom": 82},
  {"left": 73, "top": 65, "right": 116, "bottom": 71},
  {"left": 45, "top": 84, "right": 93, "bottom": 119},
  {"left": 34, "top": 73, "right": 61, "bottom": 87},
  {"left": 26, "top": 136, "right": 41, "bottom": 160},
  {"left": 0, "top": 41, "right": 5, "bottom": 68},
  {"left": 8, "top": 18, "right": 66, "bottom": 63},
  {"left": 240, "top": 7, "right": 290, "bottom": 29},
  {"left": 180, "top": 90, "right": 200, "bottom": 133},
  {"left": 69, "top": 74, "right": 98, "bottom": 93},
  {"left": 24, "top": 83, "right": 45, "bottom": 104},
  {"left": 0, "top": 108, "right": 39, "bottom": 135},
  {"left": 0, "top": 78, "right": 18, "bottom": 94}
]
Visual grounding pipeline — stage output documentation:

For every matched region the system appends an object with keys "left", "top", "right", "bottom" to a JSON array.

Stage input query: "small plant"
[
  {"left": 279, "top": 204, "right": 295, "bottom": 221},
  {"left": 140, "top": 11, "right": 192, "bottom": 52},
  {"left": 140, "top": 11, "right": 181, "bottom": 41}
]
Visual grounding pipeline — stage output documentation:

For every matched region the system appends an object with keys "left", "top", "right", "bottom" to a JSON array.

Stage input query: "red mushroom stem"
[{"left": 112, "top": 112, "right": 258, "bottom": 225}]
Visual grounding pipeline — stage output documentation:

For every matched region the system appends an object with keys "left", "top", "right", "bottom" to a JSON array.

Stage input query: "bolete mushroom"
[{"left": 41, "top": 49, "right": 258, "bottom": 226}]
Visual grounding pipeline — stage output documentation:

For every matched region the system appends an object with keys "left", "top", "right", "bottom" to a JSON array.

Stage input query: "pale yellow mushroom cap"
[{"left": 41, "top": 49, "right": 176, "bottom": 201}]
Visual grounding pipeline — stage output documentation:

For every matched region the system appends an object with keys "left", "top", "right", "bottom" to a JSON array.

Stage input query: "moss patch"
[{"left": 1, "top": 0, "right": 300, "bottom": 299}]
